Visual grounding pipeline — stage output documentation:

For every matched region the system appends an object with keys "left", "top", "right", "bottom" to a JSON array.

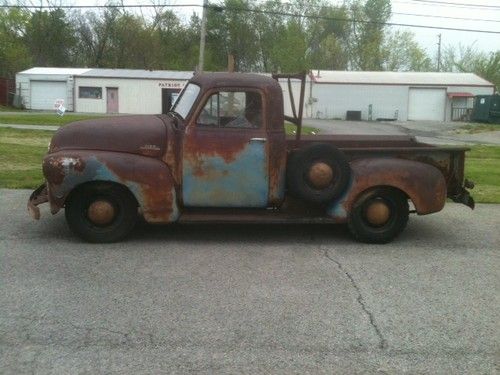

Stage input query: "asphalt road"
[{"left": 1, "top": 189, "right": 498, "bottom": 374}]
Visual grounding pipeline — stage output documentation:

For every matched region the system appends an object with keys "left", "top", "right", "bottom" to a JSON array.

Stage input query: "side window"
[{"left": 197, "top": 91, "right": 262, "bottom": 128}]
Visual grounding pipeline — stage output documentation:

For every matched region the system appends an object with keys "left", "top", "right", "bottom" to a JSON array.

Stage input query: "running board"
[{"left": 178, "top": 209, "right": 339, "bottom": 224}]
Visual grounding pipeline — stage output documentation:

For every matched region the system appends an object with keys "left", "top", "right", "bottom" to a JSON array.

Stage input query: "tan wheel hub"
[
  {"left": 308, "top": 162, "right": 334, "bottom": 189},
  {"left": 87, "top": 200, "right": 115, "bottom": 226},
  {"left": 365, "top": 200, "right": 391, "bottom": 226}
]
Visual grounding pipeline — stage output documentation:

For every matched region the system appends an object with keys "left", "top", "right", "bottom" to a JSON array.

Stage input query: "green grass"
[
  {"left": 1, "top": 128, "right": 498, "bottom": 203},
  {"left": 0, "top": 128, "right": 51, "bottom": 188},
  {"left": 0, "top": 105, "right": 24, "bottom": 112},
  {"left": 456, "top": 123, "right": 499, "bottom": 134},
  {"left": 285, "top": 123, "right": 318, "bottom": 135},
  {"left": 465, "top": 146, "right": 500, "bottom": 203},
  {"left": 0, "top": 113, "right": 110, "bottom": 126}
]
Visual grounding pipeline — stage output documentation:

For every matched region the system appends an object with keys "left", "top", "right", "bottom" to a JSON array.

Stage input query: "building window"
[{"left": 79, "top": 86, "right": 102, "bottom": 99}]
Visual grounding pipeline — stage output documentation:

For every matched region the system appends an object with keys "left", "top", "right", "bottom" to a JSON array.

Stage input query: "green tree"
[
  {"left": 442, "top": 44, "right": 500, "bottom": 90},
  {"left": 107, "top": 12, "right": 155, "bottom": 69},
  {"left": 347, "top": 0, "right": 391, "bottom": 70},
  {"left": 251, "top": 0, "right": 287, "bottom": 71},
  {"left": 0, "top": 8, "right": 31, "bottom": 77},
  {"left": 151, "top": 9, "right": 199, "bottom": 70},
  {"left": 24, "top": 8, "right": 76, "bottom": 66},
  {"left": 272, "top": 19, "right": 309, "bottom": 72},
  {"left": 306, "top": 4, "right": 350, "bottom": 70},
  {"left": 382, "top": 30, "right": 432, "bottom": 71},
  {"left": 73, "top": 8, "right": 120, "bottom": 67},
  {"left": 203, "top": 0, "right": 261, "bottom": 71}
]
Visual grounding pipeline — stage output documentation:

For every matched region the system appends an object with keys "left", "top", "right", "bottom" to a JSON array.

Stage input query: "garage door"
[
  {"left": 408, "top": 88, "right": 446, "bottom": 121},
  {"left": 30, "top": 81, "right": 67, "bottom": 110}
]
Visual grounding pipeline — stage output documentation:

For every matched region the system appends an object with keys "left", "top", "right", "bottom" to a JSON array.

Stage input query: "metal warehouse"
[
  {"left": 16, "top": 67, "right": 495, "bottom": 121},
  {"left": 306, "top": 70, "right": 495, "bottom": 122}
]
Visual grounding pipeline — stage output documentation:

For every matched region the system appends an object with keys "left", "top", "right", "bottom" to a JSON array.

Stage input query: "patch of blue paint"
[
  {"left": 183, "top": 142, "right": 269, "bottom": 207},
  {"left": 54, "top": 156, "right": 144, "bottom": 208},
  {"left": 326, "top": 176, "right": 354, "bottom": 220}
]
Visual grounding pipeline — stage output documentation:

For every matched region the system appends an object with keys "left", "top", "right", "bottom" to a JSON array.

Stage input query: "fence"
[{"left": 451, "top": 107, "right": 472, "bottom": 122}]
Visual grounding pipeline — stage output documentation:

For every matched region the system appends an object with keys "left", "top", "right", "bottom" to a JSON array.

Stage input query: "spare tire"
[{"left": 287, "top": 143, "right": 351, "bottom": 204}]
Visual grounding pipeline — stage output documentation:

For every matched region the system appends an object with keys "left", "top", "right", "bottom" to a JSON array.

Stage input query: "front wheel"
[
  {"left": 348, "top": 187, "right": 409, "bottom": 244},
  {"left": 65, "top": 183, "right": 138, "bottom": 243}
]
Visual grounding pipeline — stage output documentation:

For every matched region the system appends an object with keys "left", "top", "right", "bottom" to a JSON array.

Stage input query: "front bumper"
[{"left": 27, "top": 183, "right": 49, "bottom": 220}]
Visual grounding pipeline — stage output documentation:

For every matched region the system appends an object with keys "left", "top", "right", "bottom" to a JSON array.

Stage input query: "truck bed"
[{"left": 287, "top": 134, "right": 470, "bottom": 200}]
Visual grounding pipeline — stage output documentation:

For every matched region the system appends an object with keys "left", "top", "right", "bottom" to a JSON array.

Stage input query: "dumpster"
[{"left": 471, "top": 95, "right": 500, "bottom": 124}]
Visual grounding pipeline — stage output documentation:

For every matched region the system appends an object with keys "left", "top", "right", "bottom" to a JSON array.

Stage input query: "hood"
[{"left": 49, "top": 115, "right": 169, "bottom": 158}]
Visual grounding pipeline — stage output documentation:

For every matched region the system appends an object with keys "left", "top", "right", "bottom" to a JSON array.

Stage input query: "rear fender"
[
  {"left": 43, "top": 150, "right": 179, "bottom": 223},
  {"left": 327, "top": 158, "right": 447, "bottom": 222}
]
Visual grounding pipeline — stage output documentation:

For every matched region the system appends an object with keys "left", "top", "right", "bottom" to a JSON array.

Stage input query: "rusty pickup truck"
[{"left": 28, "top": 72, "right": 474, "bottom": 243}]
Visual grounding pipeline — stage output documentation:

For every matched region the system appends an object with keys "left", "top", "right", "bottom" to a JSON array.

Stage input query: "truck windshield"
[{"left": 171, "top": 83, "right": 200, "bottom": 119}]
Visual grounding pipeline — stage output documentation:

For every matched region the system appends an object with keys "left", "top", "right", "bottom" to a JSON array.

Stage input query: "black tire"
[
  {"left": 348, "top": 187, "right": 409, "bottom": 244},
  {"left": 65, "top": 182, "right": 138, "bottom": 243},
  {"left": 287, "top": 143, "right": 351, "bottom": 204}
]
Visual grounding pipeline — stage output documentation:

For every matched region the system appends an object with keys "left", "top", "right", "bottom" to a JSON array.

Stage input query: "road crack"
[{"left": 320, "top": 246, "right": 387, "bottom": 350}]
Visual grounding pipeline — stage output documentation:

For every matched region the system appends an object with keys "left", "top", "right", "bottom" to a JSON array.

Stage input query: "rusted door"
[
  {"left": 106, "top": 88, "right": 119, "bottom": 113},
  {"left": 182, "top": 90, "right": 269, "bottom": 207}
]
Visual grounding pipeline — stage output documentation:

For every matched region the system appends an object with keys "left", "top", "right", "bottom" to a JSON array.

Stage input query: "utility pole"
[
  {"left": 227, "top": 54, "right": 235, "bottom": 73},
  {"left": 437, "top": 33, "right": 442, "bottom": 72},
  {"left": 198, "top": 0, "right": 208, "bottom": 73}
]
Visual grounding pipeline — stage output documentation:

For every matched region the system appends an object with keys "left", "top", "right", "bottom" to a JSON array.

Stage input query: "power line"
[
  {"left": 215, "top": 5, "right": 500, "bottom": 34},
  {"left": 395, "top": 0, "right": 500, "bottom": 10},
  {"left": 1, "top": 3, "right": 499, "bottom": 34},
  {"left": 256, "top": 0, "right": 500, "bottom": 22},
  {"left": 0, "top": 4, "right": 201, "bottom": 9},
  {"left": 392, "top": 11, "right": 500, "bottom": 23},
  {"left": 410, "top": 0, "right": 500, "bottom": 9},
  {"left": 245, "top": 0, "right": 500, "bottom": 22}
]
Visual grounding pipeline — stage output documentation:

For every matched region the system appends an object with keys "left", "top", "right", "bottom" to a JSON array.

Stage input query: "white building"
[
  {"left": 16, "top": 67, "right": 495, "bottom": 122},
  {"left": 16, "top": 67, "right": 193, "bottom": 114},
  {"left": 15, "top": 67, "right": 90, "bottom": 111},
  {"left": 74, "top": 69, "right": 193, "bottom": 114},
  {"left": 307, "top": 71, "right": 495, "bottom": 121}
]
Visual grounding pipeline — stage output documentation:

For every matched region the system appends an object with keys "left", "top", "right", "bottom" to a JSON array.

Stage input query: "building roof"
[
  {"left": 17, "top": 67, "right": 194, "bottom": 80},
  {"left": 18, "top": 67, "right": 91, "bottom": 75},
  {"left": 79, "top": 68, "right": 194, "bottom": 80},
  {"left": 310, "top": 70, "right": 494, "bottom": 87}
]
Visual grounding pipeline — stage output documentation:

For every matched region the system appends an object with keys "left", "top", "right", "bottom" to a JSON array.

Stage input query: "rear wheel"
[
  {"left": 348, "top": 187, "right": 409, "bottom": 244},
  {"left": 65, "top": 183, "right": 138, "bottom": 243}
]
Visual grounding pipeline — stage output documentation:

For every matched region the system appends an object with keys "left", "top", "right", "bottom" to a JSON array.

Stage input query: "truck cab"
[
  {"left": 28, "top": 72, "right": 474, "bottom": 244},
  {"left": 175, "top": 73, "right": 287, "bottom": 208}
]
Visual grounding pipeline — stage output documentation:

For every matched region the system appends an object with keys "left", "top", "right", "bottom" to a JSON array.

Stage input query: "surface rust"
[
  {"left": 43, "top": 151, "right": 178, "bottom": 223},
  {"left": 50, "top": 115, "right": 167, "bottom": 157},
  {"left": 327, "top": 158, "right": 447, "bottom": 223},
  {"left": 181, "top": 73, "right": 286, "bottom": 207}
]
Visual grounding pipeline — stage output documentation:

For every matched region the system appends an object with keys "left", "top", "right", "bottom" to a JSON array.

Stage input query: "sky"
[
  {"left": 11, "top": 0, "right": 500, "bottom": 59},
  {"left": 388, "top": 0, "right": 500, "bottom": 58}
]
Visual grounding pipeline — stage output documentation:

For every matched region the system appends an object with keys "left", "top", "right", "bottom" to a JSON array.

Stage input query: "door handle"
[{"left": 249, "top": 138, "right": 267, "bottom": 143}]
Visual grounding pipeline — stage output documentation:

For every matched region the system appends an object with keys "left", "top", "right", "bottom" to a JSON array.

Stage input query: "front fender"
[
  {"left": 43, "top": 150, "right": 179, "bottom": 223},
  {"left": 328, "top": 158, "right": 447, "bottom": 222}
]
